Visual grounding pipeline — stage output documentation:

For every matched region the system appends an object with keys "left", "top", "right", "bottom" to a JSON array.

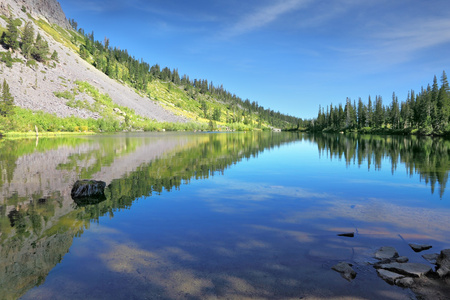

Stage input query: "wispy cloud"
[
  {"left": 330, "top": 16, "right": 450, "bottom": 70},
  {"left": 221, "top": 0, "right": 312, "bottom": 38},
  {"left": 375, "top": 18, "right": 450, "bottom": 54}
]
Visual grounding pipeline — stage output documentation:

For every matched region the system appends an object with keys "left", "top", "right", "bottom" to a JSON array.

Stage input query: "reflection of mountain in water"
[
  {"left": 306, "top": 133, "right": 450, "bottom": 197},
  {"left": 0, "top": 132, "right": 299, "bottom": 299}
]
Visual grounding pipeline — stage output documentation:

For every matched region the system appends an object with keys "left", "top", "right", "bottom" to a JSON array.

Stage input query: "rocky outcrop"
[{"left": 15, "top": 0, "right": 70, "bottom": 29}]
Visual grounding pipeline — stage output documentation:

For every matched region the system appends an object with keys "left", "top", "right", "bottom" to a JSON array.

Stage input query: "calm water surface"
[{"left": 1, "top": 132, "right": 449, "bottom": 299}]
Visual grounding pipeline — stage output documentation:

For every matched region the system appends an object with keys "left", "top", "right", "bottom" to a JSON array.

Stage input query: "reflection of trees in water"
[
  {"left": 0, "top": 132, "right": 299, "bottom": 299},
  {"left": 82, "top": 132, "right": 300, "bottom": 223},
  {"left": 308, "top": 133, "right": 450, "bottom": 197}
]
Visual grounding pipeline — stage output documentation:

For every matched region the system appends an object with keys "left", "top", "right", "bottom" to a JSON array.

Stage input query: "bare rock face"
[{"left": 16, "top": 0, "right": 71, "bottom": 29}]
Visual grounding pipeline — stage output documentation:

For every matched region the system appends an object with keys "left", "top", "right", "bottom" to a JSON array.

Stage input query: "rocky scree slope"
[{"left": 0, "top": 0, "right": 188, "bottom": 124}]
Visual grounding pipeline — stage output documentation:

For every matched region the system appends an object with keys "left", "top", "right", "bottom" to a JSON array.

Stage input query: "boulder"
[
  {"left": 409, "top": 243, "right": 432, "bottom": 252},
  {"left": 332, "top": 262, "right": 357, "bottom": 281},
  {"left": 436, "top": 249, "right": 450, "bottom": 278},
  {"left": 377, "top": 269, "right": 405, "bottom": 285},
  {"left": 378, "top": 262, "right": 432, "bottom": 277},
  {"left": 375, "top": 247, "right": 399, "bottom": 260},
  {"left": 71, "top": 180, "right": 106, "bottom": 204}
]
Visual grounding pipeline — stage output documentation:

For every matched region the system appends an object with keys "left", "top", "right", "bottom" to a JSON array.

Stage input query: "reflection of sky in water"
[{"left": 21, "top": 136, "right": 449, "bottom": 300}]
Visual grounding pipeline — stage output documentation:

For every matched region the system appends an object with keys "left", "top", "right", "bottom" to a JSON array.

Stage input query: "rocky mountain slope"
[{"left": 0, "top": 0, "right": 188, "bottom": 124}]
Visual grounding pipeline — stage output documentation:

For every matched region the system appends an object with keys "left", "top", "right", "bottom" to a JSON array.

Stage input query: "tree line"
[{"left": 310, "top": 71, "right": 450, "bottom": 135}]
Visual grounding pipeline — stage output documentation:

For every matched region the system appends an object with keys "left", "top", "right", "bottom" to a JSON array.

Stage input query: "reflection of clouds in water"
[
  {"left": 197, "top": 178, "right": 450, "bottom": 245},
  {"left": 199, "top": 180, "right": 329, "bottom": 214},
  {"left": 349, "top": 179, "right": 428, "bottom": 190},
  {"left": 203, "top": 179, "right": 329, "bottom": 200},
  {"left": 281, "top": 196, "right": 450, "bottom": 243},
  {"left": 249, "top": 225, "right": 316, "bottom": 243},
  {"left": 97, "top": 241, "right": 275, "bottom": 299}
]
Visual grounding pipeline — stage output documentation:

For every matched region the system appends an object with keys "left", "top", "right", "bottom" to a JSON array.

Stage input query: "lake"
[{"left": 1, "top": 132, "right": 449, "bottom": 299}]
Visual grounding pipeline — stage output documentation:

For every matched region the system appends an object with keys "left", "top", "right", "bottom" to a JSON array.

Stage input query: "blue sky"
[{"left": 59, "top": 0, "right": 450, "bottom": 119}]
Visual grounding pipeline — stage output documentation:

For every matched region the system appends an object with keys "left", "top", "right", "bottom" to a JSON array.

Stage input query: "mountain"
[{"left": 0, "top": 0, "right": 301, "bottom": 133}]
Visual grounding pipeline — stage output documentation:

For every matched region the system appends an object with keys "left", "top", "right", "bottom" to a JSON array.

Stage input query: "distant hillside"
[{"left": 0, "top": 0, "right": 302, "bottom": 134}]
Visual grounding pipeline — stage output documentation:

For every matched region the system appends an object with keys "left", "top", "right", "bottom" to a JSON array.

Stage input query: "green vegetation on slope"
[{"left": 63, "top": 19, "right": 302, "bottom": 130}]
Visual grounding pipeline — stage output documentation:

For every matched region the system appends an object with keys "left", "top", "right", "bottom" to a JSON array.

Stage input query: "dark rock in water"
[
  {"left": 375, "top": 247, "right": 399, "bottom": 260},
  {"left": 422, "top": 253, "right": 439, "bottom": 264},
  {"left": 377, "top": 269, "right": 405, "bottom": 285},
  {"left": 395, "top": 277, "right": 414, "bottom": 288},
  {"left": 409, "top": 243, "right": 432, "bottom": 252},
  {"left": 332, "top": 262, "right": 357, "bottom": 281},
  {"left": 337, "top": 232, "right": 354, "bottom": 237},
  {"left": 71, "top": 180, "right": 106, "bottom": 204},
  {"left": 379, "top": 262, "right": 432, "bottom": 277},
  {"left": 436, "top": 249, "right": 450, "bottom": 278},
  {"left": 396, "top": 256, "right": 409, "bottom": 263}
]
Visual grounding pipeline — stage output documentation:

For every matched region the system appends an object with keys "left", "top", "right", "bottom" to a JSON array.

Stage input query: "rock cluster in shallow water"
[{"left": 372, "top": 245, "right": 450, "bottom": 288}]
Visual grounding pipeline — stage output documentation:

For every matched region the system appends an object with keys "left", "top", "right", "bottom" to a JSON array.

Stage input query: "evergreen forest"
[{"left": 309, "top": 72, "right": 450, "bottom": 136}]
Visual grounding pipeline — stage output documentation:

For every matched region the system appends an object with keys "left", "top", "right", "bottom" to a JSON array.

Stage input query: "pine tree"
[
  {"left": 374, "top": 96, "right": 384, "bottom": 128},
  {"left": 21, "top": 21, "right": 35, "bottom": 58},
  {"left": 31, "top": 33, "right": 49, "bottom": 62},
  {"left": 3, "top": 16, "right": 20, "bottom": 50},
  {"left": 437, "top": 71, "right": 450, "bottom": 129},
  {"left": 0, "top": 79, "right": 14, "bottom": 117},
  {"left": 390, "top": 92, "right": 400, "bottom": 129},
  {"left": 367, "top": 95, "right": 373, "bottom": 127},
  {"left": 431, "top": 75, "right": 440, "bottom": 130},
  {"left": 51, "top": 50, "right": 59, "bottom": 62},
  {"left": 357, "top": 98, "right": 365, "bottom": 128}
]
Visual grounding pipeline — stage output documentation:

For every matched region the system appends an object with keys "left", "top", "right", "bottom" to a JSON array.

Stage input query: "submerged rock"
[
  {"left": 332, "top": 262, "right": 357, "bottom": 281},
  {"left": 409, "top": 243, "right": 432, "bottom": 253},
  {"left": 375, "top": 247, "right": 399, "bottom": 260},
  {"left": 396, "top": 256, "right": 409, "bottom": 263},
  {"left": 378, "top": 262, "right": 432, "bottom": 277},
  {"left": 422, "top": 253, "right": 439, "bottom": 264},
  {"left": 436, "top": 249, "right": 450, "bottom": 278},
  {"left": 71, "top": 180, "right": 106, "bottom": 204}
]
